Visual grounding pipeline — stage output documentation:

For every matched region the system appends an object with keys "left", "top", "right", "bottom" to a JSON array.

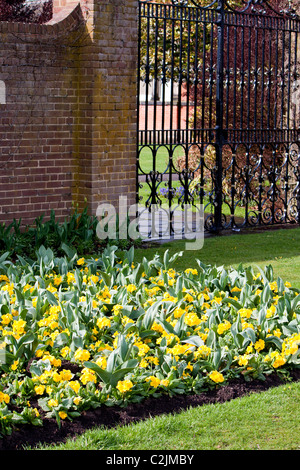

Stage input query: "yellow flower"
[
  {"left": 77, "top": 258, "right": 85, "bottom": 266},
  {"left": 95, "top": 356, "right": 107, "bottom": 369},
  {"left": 231, "top": 286, "right": 241, "bottom": 292},
  {"left": 269, "top": 281, "right": 278, "bottom": 292},
  {"left": 273, "top": 355, "right": 286, "bottom": 368},
  {"left": 1, "top": 282, "right": 14, "bottom": 296},
  {"left": 184, "top": 293, "right": 194, "bottom": 303},
  {"left": 80, "top": 368, "right": 97, "bottom": 385},
  {"left": 146, "top": 286, "right": 161, "bottom": 297},
  {"left": 1, "top": 313, "right": 12, "bottom": 325},
  {"left": 53, "top": 275, "right": 63, "bottom": 287},
  {"left": 48, "top": 399, "right": 58, "bottom": 408},
  {"left": 209, "top": 370, "right": 225, "bottom": 383},
  {"left": 237, "top": 354, "right": 249, "bottom": 366},
  {"left": 127, "top": 284, "right": 137, "bottom": 293},
  {"left": 11, "top": 360, "right": 19, "bottom": 371},
  {"left": 241, "top": 321, "right": 254, "bottom": 330},
  {"left": 41, "top": 354, "right": 61, "bottom": 368},
  {"left": 69, "top": 381, "right": 81, "bottom": 394},
  {"left": 217, "top": 320, "right": 231, "bottom": 335},
  {"left": 146, "top": 375, "right": 161, "bottom": 388},
  {"left": 194, "top": 345, "right": 211, "bottom": 359},
  {"left": 160, "top": 379, "right": 170, "bottom": 387},
  {"left": 47, "top": 283, "right": 57, "bottom": 293},
  {"left": 89, "top": 275, "right": 99, "bottom": 284},
  {"left": 282, "top": 333, "right": 300, "bottom": 356},
  {"left": 147, "top": 356, "right": 159, "bottom": 365},
  {"left": 173, "top": 307, "right": 185, "bottom": 318},
  {"left": 73, "top": 396, "right": 82, "bottom": 406},
  {"left": 238, "top": 308, "right": 252, "bottom": 319},
  {"left": 266, "top": 304, "right": 276, "bottom": 318},
  {"left": 96, "top": 317, "right": 111, "bottom": 329},
  {"left": 139, "top": 358, "right": 148, "bottom": 368},
  {"left": 167, "top": 343, "right": 191, "bottom": 356},
  {"left": 151, "top": 321, "right": 164, "bottom": 334},
  {"left": 185, "top": 268, "right": 198, "bottom": 275},
  {"left": 184, "top": 311, "right": 201, "bottom": 327},
  {"left": 74, "top": 348, "right": 90, "bottom": 362},
  {"left": 254, "top": 339, "right": 265, "bottom": 352},
  {"left": 59, "top": 411, "right": 67, "bottom": 419},
  {"left": 59, "top": 369, "right": 73, "bottom": 382},
  {"left": 0, "top": 391, "right": 10, "bottom": 404},
  {"left": 135, "top": 340, "right": 150, "bottom": 357},
  {"left": 116, "top": 379, "right": 134, "bottom": 394},
  {"left": 61, "top": 346, "right": 71, "bottom": 358},
  {"left": 12, "top": 319, "right": 26, "bottom": 339},
  {"left": 67, "top": 272, "right": 75, "bottom": 284}
]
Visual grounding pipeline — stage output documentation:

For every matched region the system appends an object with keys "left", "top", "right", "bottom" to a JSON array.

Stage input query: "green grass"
[
  {"left": 134, "top": 227, "right": 300, "bottom": 288},
  {"left": 35, "top": 226, "right": 300, "bottom": 451},
  {"left": 37, "top": 381, "right": 300, "bottom": 450}
]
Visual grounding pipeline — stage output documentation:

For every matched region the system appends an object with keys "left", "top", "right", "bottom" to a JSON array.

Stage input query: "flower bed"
[{"left": 0, "top": 245, "right": 300, "bottom": 436}]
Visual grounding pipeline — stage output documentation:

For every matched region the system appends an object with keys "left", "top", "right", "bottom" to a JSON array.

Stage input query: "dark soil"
[{"left": 1, "top": 369, "right": 300, "bottom": 451}]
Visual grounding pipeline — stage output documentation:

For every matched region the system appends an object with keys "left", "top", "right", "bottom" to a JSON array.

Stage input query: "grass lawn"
[
  {"left": 38, "top": 380, "right": 300, "bottom": 451},
  {"left": 134, "top": 226, "right": 300, "bottom": 288},
  {"left": 37, "top": 226, "right": 300, "bottom": 451}
]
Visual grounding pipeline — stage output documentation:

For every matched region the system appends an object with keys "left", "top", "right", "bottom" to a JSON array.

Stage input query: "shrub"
[{"left": 0, "top": 208, "right": 141, "bottom": 260}]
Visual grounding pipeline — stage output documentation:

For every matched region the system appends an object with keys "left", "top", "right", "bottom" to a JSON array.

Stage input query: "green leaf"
[
  {"left": 46, "top": 289, "right": 59, "bottom": 306},
  {"left": 242, "top": 327, "right": 256, "bottom": 345},
  {"left": 61, "top": 243, "right": 77, "bottom": 260},
  {"left": 118, "top": 335, "right": 130, "bottom": 362},
  {"left": 106, "top": 349, "right": 118, "bottom": 373},
  {"left": 53, "top": 332, "right": 69, "bottom": 348},
  {"left": 291, "top": 293, "right": 300, "bottom": 311},
  {"left": 265, "top": 335, "right": 283, "bottom": 350},
  {"left": 261, "top": 283, "right": 272, "bottom": 304},
  {"left": 84, "top": 361, "right": 112, "bottom": 385},
  {"left": 111, "top": 359, "right": 139, "bottom": 385},
  {"left": 222, "top": 297, "right": 243, "bottom": 311},
  {"left": 181, "top": 335, "right": 204, "bottom": 348},
  {"left": 206, "top": 329, "right": 216, "bottom": 348},
  {"left": 98, "top": 271, "right": 112, "bottom": 287}
]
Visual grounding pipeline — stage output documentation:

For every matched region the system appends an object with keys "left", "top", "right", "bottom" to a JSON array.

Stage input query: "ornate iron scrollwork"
[{"left": 170, "top": 0, "right": 299, "bottom": 18}]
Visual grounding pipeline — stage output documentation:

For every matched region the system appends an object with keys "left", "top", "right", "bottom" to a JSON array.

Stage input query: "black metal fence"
[{"left": 137, "top": 0, "right": 300, "bottom": 236}]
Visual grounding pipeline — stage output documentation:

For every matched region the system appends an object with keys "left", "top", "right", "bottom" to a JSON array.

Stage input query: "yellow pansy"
[
  {"left": 116, "top": 380, "right": 134, "bottom": 393},
  {"left": 209, "top": 370, "right": 225, "bottom": 383}
]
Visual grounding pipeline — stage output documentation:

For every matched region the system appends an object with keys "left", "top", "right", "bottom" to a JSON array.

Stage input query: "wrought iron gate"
[{"left": 137, "top": 0, "right": 300, "bottom": 237}]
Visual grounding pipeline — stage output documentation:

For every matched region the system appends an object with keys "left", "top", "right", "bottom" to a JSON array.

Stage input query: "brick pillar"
[{"left": 88, "top": 0, "right": 138, "bottom": 216}]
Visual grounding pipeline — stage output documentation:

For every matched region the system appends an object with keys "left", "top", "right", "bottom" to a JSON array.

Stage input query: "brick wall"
[
  {"left": 90, "top": 0, "right": 138, "bottom": 215},
  {"left": 0, "top": 0, "right": 138, "bottom": 226}
]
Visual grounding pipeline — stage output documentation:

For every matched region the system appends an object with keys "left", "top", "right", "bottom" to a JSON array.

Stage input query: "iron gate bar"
[{"left": 137, "top": 0, "right": 300, "bottom": 237}]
